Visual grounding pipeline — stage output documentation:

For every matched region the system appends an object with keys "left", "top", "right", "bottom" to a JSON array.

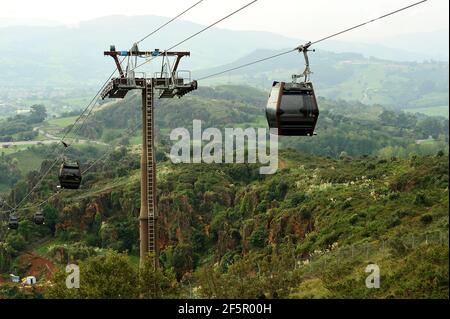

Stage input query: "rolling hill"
[{"left": 195, "top": 50, "right": 449, "bottom": 111}]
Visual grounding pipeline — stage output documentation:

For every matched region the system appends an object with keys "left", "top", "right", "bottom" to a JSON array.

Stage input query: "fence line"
[{"left": 293, "top": 230, "right": 449, "bottom": 274}]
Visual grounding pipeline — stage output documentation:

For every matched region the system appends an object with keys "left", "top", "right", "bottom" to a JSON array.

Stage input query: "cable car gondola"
[
  {"left": 8, "top": 215, "right": 19, "bottom": 230},
  {"left": 58, "top": 161, "right": 82, "bottom": 189},
  {"left": 266, "top": 43, "right": 319, "bottom": 136},
  {"left": 33, "top": 210, "right": 45, "bottom": 225}
]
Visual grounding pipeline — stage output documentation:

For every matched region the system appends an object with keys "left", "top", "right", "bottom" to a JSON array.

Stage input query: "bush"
[
  {"left": 349, "top": 214, "right": 359, "bottom": 225},
  {"left": 249, "top": 228, "right": 268, "bottom": 249},
  {"left": 6, "top": 233, "right": 26, "bottom": 256},
  {"left": 286, "top": 193, "right": 308, "bottom": 208},
  {"left": 420, "top": 214, "right": 433, "bottom": 225},
  {"left": 256, "top": 200, "right": 267, "bottom": 213},
  {"left": 46, "top": 252, "right": 138, "bottom": 299},
  {"left": 414, "top": 193, "right": 429, "bottom": 206},
  {"left": 300, "top": 209, "right": 312, "bottom": 220},
  {"left": 139, "top": 255, "right": 180, "bottom": 299}
]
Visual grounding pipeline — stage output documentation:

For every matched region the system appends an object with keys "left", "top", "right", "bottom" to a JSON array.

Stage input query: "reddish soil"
[{"left": 19, "top": 253, "right": 56, "bottom": 279}]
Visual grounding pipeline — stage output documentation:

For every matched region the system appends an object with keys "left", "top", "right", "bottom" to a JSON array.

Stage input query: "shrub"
[
  {"left": 420, "top": 214, "right": 433, "bottom": 225},
  {"left": 249, "top": 228, "right": 268, "bottom": 249},
  {"left": 286, "top": 193, "right": 308, "bottom": 208},
  {"left": 349, "top": 214, "right": 359, "bottom": 225},
  {"left": 300, "top": 209, "right": 312, "bottom": 220},
  {"left": 256, "top": 200, "right": 267, "bottom": 213},
  {"left": 414, "top": 193, "right": 429, "bottom": 206}
]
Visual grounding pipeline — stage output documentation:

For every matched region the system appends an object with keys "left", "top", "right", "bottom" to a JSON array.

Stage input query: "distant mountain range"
[
  {"left": 0, "top": 15, "right": 448, "bottom": 111},
  {"left": 194, "top": 48, "right": 449, "bottom": 110},
  {"left": 0, "top": 17, "right": 62, "bottom": 28},
  {"left": 0, "top": 16, "right": 447, "bottom": 82}
]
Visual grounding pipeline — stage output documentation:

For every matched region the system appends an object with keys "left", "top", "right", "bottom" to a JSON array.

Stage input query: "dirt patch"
[{"left": 19, "top": 253, "right": 56, "bottom": 279}]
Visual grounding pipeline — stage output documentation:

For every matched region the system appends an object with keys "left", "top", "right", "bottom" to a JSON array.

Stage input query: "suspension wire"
[
  {"left": 2, "top": 2, "right": 208, "bottom": 217},
  {"left": 0, "top": 197, "right": 15, "bottom": 211},
  {"left": 9, "top": 152, "right": 65, "bottom": 214},
  {"left": 4, "top": 0, "right": 207, "bottom": 216},
  {"left": 61, "top": 58, "right": 126, "bottom": 143},
  {"left": 60, "top": 0, "right": 255, "bottom": 143},
  {"left": 81, "top": 123, "right": 143, "bottom": 175},
  {"left": 197, "top": 49, "right": 296, "bottom": 81},
  {"left": 7, "top": 58, "right": 125, "bottom": 215},
  {"left": 71, "top": 0, "right": 207, "bottom": 138},
  {"left": 310, "top": 0, "right": 428, "bottom": 46},
  {"left": 4, "top": 0, "right": 427, "bottom": 215},
  {"left": 2, "top": 122, "right": 143, "bottom": 215},
  {"left": 131, "top": 0, "right": 260, "bottom": 71},
  {"left": 136, "top": 0, "right": 206, "bottom": 45},
  {"left": 6, "top": 75, "right": 114, "bottom": 214},
  {"left": 197, "top": 0, "right": 428, "bottom": 81}
]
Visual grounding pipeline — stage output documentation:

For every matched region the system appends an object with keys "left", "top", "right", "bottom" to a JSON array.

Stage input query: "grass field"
[
  {"left": 46, "top": 116, "right": 79, "bottom": 128},
  {"left": 129, "top": 135, "right": 141, "bottom": 145},
  {"left": 1, "top": 145, "right": 30, "bottom": 156},
  {"left": 9, "top": 148, "right": 47, "bottom": 174},
  {"left": 33, "top": 239, "right": 66, "bottom": 257},
  {"left": 404, "top": 105, "right": 449, "bottom": 118}
]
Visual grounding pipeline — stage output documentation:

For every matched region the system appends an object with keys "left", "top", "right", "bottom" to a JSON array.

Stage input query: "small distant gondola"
[
  {"left": 59, "top": 161, "right": 82, "bottom": 189},
  {"left": 8, "top": 215, "right": 19, "bottom": 230},
  {"left": 33, "top": 210, "right": 45, "bottom": 225},
  {"left": 266, "top": 42, "right": 319, "bottom": 136}
]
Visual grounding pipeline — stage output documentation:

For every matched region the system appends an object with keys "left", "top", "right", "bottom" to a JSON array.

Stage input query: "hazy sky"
[{"left": 1, "top": 0, "right": 448, "bottom": 41}]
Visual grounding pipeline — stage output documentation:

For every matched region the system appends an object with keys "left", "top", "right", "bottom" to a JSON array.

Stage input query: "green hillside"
[
  {"left": 0, "top": 148, "right": 448, "bottom": 298},
  {"left": 196, "top": 51, "right": 449, "bottom": 114},
  {"left": 0, "top": 86, "right": 448, "bottom": 299},
  {"left": 77, "top": 85, "right": 449, "bottom": 159}
]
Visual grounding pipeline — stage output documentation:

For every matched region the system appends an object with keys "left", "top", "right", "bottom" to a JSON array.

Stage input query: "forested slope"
[{"left": 1, "top": 147, "right": 448, "bottom": 298}]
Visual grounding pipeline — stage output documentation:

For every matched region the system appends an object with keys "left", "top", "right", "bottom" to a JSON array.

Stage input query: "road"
[
  {"left": 0, "top": 140, "right": 60, "bottom": 148},
  {"left": 34, "top": 126, "right": 59, "bottom": 140},
  {"left": 1, "top": 126, "right": 107, "bottom": 148}
]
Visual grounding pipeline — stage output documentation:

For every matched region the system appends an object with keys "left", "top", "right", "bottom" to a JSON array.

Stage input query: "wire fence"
[{"left": 291, "top": 229, "right": 449, "bottom": 274}]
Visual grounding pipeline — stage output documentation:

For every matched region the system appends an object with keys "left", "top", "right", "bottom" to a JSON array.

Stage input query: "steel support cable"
[
  {"left": 7, "top": 59, "right": 123, "bottom": 215},
  {"left": 4, "top": 123, "right": 143, "bottom": 214},
  {"left": 7, "top": 0, "right": 199, "bottom": 214},
  {"left": 10, "top": 152, "right": 66, "bottom": 213},
  {"left": 309, "top": 0, "right": 428, "bottom": 47},
  {"left": 9, "top": 58, "right": 127, "bottom": 215},
  {"left": 6, "top": 0, "right": 427, "bottom": 214},
  {"left": 131, "top": 0, "right": 260, "bottom": 71},
  {"left": 4, "top": 1, "right": 205, "bottom": 215},
  {"left": 197, "top": 0, "right": 428, "bottom": 81},
  {"left": 72, "top": 0, "right": 208, "bottom": 139},
  {"left": 136, "top": 0, "right": 206, "bottom": 45},
  {"left": 197, "top": 49, "right": 297, "bottom": 81},
  {"left": 66, "top": 0, "right": 209, "bottom": 168},
  {"left": 61, "top": 58, "right": 126, "bottom": 143},
  {"left": 0, "top": 197, "right": 16, "bottom": 211},
  {"left": 80, "top": 123, "right": 143, "bottom": 175}
]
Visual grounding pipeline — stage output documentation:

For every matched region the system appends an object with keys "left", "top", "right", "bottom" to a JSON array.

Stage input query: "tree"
[
  {"left": 138, "top": 255, "right": 181, "bottom": 299},
  {"left": 45, "top": 252, "right": 138, "bottom": 299},
  {"left": 5, "top": 233, "right": 26, "bottom": 256},
  {"left": 172, "top": 244, "right": 195, "bottom": 280},
  {"left": 43, "top": 205, "right": 59, "bottom": 235},
  {"left": 28, "top": 105, "right": 47, "bottom": 124},
  {"left": 417, "top": 117, "right": 443, "bottom": 139}
]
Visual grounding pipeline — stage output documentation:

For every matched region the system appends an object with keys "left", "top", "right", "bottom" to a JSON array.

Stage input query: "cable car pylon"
[{"left": 102, "top": 44, "right": 198, "bottom": 269}]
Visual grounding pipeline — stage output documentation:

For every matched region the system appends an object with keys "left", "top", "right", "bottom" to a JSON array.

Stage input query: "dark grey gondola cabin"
[{"left": 266, "top": 81, "right": 319, "bottom": 136}]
